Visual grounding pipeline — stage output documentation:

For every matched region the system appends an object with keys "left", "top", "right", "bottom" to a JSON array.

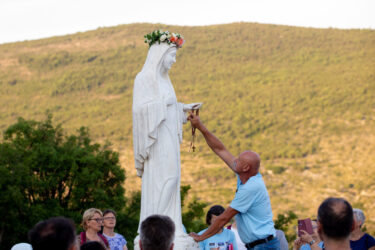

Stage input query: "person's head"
[
  {"left": 103, "top": 209, "right": 117, "bottom": 229},
  {"left": 162, "top": 47, "right": 177, "bottom": 71},
  {"left": 234, "top": 150, "right": 260, "bottom": 175},
  {"left": 317, "top": 197, "right": 354, "bottom": 241},
  {"left": 82, "top": 208, "right": 103, "bottom": 232},
  {"left": 28, "top": 217, "right": 77, "bottom": 250},
  {"left": 353, "top": 208, "right": 366, "bottom": 230},
  {"left": 206, "top": 205, "right": 225, "bottom": 225},
  {"left": 81, "top": 241, "right": 106, "bottom": 250},
  {"left": 141, "top": 42, "right": 178, "bottom": 76},
  {"left": 140, "top": 214, "right": 175, "bottom": 250}
]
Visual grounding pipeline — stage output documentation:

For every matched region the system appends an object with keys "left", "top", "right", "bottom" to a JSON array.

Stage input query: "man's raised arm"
[{"left": 188, "top": 112, "right": 236, "bottom": 173}]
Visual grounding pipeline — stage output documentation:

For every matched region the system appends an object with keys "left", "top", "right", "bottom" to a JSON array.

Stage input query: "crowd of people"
[
  {"left": 11, "top": 197, "right": 375, "bottom": 250},
  {"left": 11, "top": 112, "right": 375, "bottom": 250}
]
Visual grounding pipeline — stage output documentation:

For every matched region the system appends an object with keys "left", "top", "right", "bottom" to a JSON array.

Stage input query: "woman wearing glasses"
[
  {"left": 102, "top": 209, "right": 128, "bottom": 250},
  {"left": 77, "top": 208, "right": 110, "bottom": 249}
]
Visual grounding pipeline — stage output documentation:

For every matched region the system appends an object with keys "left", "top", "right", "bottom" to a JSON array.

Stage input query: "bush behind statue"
[{"left": 0, "top": 114, "right": 126, "bottom": 249}]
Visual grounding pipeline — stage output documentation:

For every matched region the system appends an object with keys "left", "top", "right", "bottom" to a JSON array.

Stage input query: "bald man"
[{"left": 188, "top": 113, "right": 279, "bottom": 250}]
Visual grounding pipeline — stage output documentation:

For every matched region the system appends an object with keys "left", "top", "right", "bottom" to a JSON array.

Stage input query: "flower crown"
[{"left": 144, "top": 30, "right": 185, "bottom": 48}]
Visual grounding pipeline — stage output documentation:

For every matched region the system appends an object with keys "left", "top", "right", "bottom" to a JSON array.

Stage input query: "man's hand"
[
  {"left": 187, "top": 111, "right": 203, "bottom": 131},
  {"left": 189, "top": 232, "right": 203, "bottom": 242}
]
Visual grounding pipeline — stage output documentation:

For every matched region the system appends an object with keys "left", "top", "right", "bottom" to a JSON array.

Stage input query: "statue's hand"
[{"left": 183, "top": 102, "right": 202, "bottom": 111}]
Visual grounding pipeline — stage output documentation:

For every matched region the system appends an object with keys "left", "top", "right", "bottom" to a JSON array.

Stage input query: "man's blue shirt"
[{"left": 230, "top": 173, "right": 276, "bottom": 243}]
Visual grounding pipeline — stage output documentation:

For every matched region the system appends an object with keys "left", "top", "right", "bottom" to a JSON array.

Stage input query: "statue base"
[{"left": 134, "top": 233, "right": 200, "bottom": 250}]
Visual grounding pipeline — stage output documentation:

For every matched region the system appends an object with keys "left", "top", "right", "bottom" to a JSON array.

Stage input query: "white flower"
[
  {"left": 160, "top": 34, "right": 167, "bottom": 41},
  {"left": 165, "top": 31, "right": 169, "bottom": 34},
  {"left": 172, "top": 33, "right": 176, "bottom": 37}
]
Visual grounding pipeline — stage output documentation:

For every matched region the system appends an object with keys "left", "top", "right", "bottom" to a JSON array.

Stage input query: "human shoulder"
[
  {"left": 364, "top": 233, "right": 375, "bottom": 246},
  {"left": 240, "top": 173, "right": 264, "bottom": 190},
  {"left": 115, "top": 233, "right": 127, "bottom": 244},
  {"left": 113, "top": 233, "right": 125, "bottom": 238},
  {"left": 77, "top": 232, "right": 85, "bottom": 244}
]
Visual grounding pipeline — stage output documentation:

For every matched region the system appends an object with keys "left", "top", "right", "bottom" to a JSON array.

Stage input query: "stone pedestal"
[{"left": 134, "top": 233, "right": 200, "bottom": 250}]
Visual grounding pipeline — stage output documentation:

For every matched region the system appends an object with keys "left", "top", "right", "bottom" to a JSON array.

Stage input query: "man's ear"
[
  {"left": 243, "top": 164, "right": 251, "bottom": 172},
  {"left": 317, "top": 221, "right": 322, "bottom": 232},
  {"left": 317, "top": 221, "right": 324, "bottom": 240}
]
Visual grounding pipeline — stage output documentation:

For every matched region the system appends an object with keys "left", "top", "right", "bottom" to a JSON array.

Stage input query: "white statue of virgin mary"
[{"left": 133, "top": 31, "right": 200, "bottom": 249}]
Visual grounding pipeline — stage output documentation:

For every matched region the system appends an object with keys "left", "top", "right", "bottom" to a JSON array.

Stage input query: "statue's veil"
[
  {"left": 132, "top": 43, "right": 177, "bottom": 176},
  {"left": 140, "top": 42, "right": 174, "bottom": 76}
]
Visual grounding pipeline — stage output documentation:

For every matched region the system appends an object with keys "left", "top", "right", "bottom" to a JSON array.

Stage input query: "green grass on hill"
[{"left": 1, "top": 22, "right": 375, "bottom": 235}]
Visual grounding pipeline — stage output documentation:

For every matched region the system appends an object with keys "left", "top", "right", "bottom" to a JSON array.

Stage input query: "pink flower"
[{"left": 177, "top": 38, "right": 184, "bottom": 47}]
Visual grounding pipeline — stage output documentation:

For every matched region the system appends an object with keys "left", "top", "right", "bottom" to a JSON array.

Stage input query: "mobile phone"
[{"left": 298, "top": 218, "right": 314, "bottom": 236}]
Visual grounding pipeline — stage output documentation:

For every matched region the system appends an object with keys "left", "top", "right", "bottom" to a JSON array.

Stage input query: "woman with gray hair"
[{"left": 350, "top": 208, "right": 375, "bottom": 250}]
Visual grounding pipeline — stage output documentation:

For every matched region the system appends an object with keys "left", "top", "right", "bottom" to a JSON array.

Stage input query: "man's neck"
[
  {"left": 239, "top": 172, "right": 257, "bottom": 184},
  {"left": 324, "top": 238, "right": 351, "bottom": 250},
  {"left": 103, "top": 227, "right": 115, "bottom": 236}
]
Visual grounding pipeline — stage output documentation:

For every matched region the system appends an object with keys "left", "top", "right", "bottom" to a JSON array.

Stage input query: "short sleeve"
[
  {"left": 121, "top": 236, "right": 127, "bottom": 245},
  {"left": 230, "top": 187, "right": 254, "bottom": 213},
  {"left": 367, "top": 234, "right": 375, "bottom": 248}
]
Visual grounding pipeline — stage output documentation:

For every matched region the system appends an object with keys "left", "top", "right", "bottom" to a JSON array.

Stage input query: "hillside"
[{"left": 1, "top": 23, "right": 375, "bottom": 234}]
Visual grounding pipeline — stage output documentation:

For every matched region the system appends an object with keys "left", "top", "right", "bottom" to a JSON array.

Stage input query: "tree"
[
  {"left": 116, "top": 191, "right": 141, "bottom": 250},
  {"left": 181, "top": 185, "right": 208, "bottom": 233},
  {"left": 0, "top": 114, "right": 125, "bottom": 249},
  {"left": 274, "top": 210, "right": 298, "bottom": 243}
]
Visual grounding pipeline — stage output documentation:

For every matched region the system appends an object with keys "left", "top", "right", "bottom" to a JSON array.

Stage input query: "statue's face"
[{"left": 163, "top": 48, "right": 177, "bottom": 70}]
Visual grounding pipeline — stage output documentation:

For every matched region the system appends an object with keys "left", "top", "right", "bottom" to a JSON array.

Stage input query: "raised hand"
[{"left": 187, "top": 111, "right": 203, "bottom": 130}]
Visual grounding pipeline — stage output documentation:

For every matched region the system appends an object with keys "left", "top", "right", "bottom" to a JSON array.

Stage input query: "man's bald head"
[{"left": 239, "top": 151, "right": 261, "bottom": 173}]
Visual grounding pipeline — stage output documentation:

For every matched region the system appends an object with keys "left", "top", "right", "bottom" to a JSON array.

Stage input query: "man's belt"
[{"left": 245, "top": 235, "right": 274, "bottom": 249}]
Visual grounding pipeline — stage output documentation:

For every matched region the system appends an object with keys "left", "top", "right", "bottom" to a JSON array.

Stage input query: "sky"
[{"left": 0, "top": 0, "right": 374, "bottom": 44}]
